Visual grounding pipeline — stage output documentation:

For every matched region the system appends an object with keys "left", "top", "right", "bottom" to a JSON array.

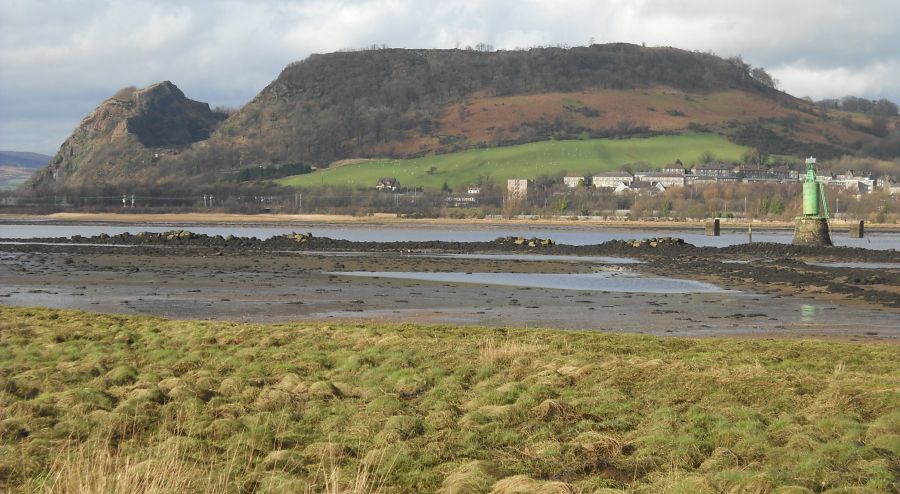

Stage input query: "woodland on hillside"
[{"left": 180, "top": 44, "right": 782, "bottom": 171}]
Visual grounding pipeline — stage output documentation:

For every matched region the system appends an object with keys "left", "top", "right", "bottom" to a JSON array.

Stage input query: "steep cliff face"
[{"left": 30, "top": 81, "right": 224, "bottom": 189}]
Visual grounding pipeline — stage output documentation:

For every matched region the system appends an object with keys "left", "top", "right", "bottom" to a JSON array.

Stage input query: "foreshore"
[{"left": 2, "top": 212, "right": 897, "bottom": 230}]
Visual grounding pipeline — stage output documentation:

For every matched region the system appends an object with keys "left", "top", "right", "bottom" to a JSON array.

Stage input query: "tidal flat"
[{"left": 1, "top": 232, "right": 898, "bottom": 339}]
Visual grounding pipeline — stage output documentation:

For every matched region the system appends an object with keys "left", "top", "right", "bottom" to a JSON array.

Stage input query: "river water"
[{"left": 1, "top": 222, "right": 898, "bottom": 249}]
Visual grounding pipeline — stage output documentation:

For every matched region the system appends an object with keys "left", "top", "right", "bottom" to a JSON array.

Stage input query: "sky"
[{"left": 1, "top": 0, "right": 898, "bottom": 155}]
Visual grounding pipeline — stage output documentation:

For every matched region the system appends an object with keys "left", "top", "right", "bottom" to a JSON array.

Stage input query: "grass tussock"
[{"left": 0, "top": 306, "right": 898, "bottom": 493}]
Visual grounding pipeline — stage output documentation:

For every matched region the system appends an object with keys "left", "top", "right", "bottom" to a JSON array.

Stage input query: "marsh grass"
[{"left": 1, "top": 307, "right": 898, "bottom": 493}]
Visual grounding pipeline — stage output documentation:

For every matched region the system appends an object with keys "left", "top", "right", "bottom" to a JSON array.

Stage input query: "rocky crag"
[{"left": 29, "top": 81, "right": 226, "bottom": 189}]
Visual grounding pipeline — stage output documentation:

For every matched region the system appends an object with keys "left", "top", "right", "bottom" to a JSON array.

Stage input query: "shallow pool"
[{"left": 331, "top": 270, "right": 731, "bottom": 293}]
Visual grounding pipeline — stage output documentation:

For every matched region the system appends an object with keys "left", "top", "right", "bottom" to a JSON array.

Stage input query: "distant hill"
[
  {"left": 0, "top": 151, "right": 50, "bottom": 190},
  {"left": 26, "top": 44, "right": 900, "bottom": 194},
  {"left": 0, "top": 151, "right": 51, "bottom": 168}
]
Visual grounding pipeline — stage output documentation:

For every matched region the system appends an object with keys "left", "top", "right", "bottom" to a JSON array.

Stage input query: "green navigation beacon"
[{"left": 792, "top": 157, "right": 832, "bottom": 246}]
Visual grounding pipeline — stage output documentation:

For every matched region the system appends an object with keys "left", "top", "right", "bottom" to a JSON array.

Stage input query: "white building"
[
  {"left": 641, "top": 172, "right": 686, "bottom": 188},
  {"left": 593, "top": 172, "right": 634, "bottom": 189},
  {"left": 507, "top": 179, "right": 533, "bottom": 200},
  {"left": 563, "top": 176, "right": 587, "bottom": 188}
]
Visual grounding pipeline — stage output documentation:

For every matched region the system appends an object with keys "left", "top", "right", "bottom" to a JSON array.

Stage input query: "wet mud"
[{"left": 1, "top": 232, "right": 898, "bottom": 340}]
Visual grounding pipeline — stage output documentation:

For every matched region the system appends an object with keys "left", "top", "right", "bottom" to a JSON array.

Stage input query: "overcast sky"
[{"left": 1, "top": 0, "right": 898, "bottom": 155}]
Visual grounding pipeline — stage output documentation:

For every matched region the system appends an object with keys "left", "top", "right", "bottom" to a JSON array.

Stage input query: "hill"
[
  {"left": 278, "top": 133, "right": 748, "bottom": 190},
  {"left": 25, "top": 44, "right": 900, "bottom": 194},
  {"left": 0, "top": 151, "right": 51, "bottom": 168},
  {"left": 0, "top": 151, "right": 52, "bottom": 190},
  {"left": 28, "top": 82, "right": 227, "bottom": 190}
]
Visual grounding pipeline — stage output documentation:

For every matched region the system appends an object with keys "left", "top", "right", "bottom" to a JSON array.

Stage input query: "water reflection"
[
  {"left": 331, "top": 270, "right": 731, "bottom": 293},
  {"left": 801, "top": 304, "right": 818, "bottom": 323}
]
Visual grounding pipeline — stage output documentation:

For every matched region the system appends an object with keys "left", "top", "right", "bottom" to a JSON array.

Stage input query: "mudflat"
[{"left": 2, "top": 233, "right": 898, "bottom": 340}]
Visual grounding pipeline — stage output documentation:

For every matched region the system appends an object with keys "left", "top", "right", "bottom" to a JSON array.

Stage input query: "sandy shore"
[{"left": 3, "top": 212, "right": 897, "bottom": 230}]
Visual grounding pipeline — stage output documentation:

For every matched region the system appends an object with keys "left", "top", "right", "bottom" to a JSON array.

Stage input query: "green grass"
[
  {"left": 1, "top": 307, "right": 898, "bottom": 493},
  {"left": 278, "top": 133, "right": 749, "bottom": 190}
]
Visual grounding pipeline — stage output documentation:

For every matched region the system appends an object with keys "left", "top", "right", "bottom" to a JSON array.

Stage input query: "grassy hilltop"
[
  {"left": 1, "top": 307, "right": 897, "bottom": 493},
  {"left": 279, "top": 133, "right": 749, "bottom": 190}
]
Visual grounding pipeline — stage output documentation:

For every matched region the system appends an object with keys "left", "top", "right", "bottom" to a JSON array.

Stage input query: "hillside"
[
  {"left": 279, "top": 133, "right": 748, "bottom": 190},
  {"left": 27, "top": 44, "right": 900, "bottom": 193},
  {"left": 0, "top": 151, "right": 51, "bottom": 168},
  {"left": 28, "top": 82, "right": 226, "bottom": 190},
  {"left": 188, "top": 44, "right": 888, "bottom": 171},
  {"left": 0, "top": 151, "right": 51, "bottom": 190}
]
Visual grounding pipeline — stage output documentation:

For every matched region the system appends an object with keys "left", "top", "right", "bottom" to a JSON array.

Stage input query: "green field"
[
  {"left": 278, "top": 133, "right": 750, "bottom": 190},
  {"left": 2, "top": 307, "right": 897, "bottom": 493}
]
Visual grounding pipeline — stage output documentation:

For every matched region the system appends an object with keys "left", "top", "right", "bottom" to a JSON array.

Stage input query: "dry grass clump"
[
  {"left": 437, "top": 460, "right": 499, "bottom": 494},
  {"left": 21, "top": 440, "right": 230, "bottom": 494},
  {"left": 491, "top": 474, "right": 575, "bottom": 493},
  {"left": 1, "top": 307, "right": 898, "bottom": 493},
  {"left": 532, "top": 399, "right": 581, "bottom": 422},
  {"left": 479, "top": 337, "right": 546, "bottom": 365}
]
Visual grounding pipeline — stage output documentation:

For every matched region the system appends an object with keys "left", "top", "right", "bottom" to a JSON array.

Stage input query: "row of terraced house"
[{"left": 508, "top": 162, "right": 899, "bottom": 199}]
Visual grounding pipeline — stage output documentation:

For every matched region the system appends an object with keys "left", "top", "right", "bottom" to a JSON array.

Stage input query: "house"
[
  {"left": 615, "top": 181, "right": 666, "bottom": 195},
  {"left": 736, "top": 163, "right": 769, "bottom": 180},
  {"left": 769, "top": 165, "right": 799, "bottom": 181},
  {"left": 375, "top": 177, "right": 400, "bottom": 191},
  {"left": 662, "top": 163, "right": 686, "bottom": 175},
  {"left": 817, "top": 170, "right": 876, "bottom": 195},
  {"left": 640, "top": 172, "right": 685, "bottom": 188},
  {"left": 445, "top": 195, "right": 477, "bottom": 207},
  {"left": 593, "top": 172, "right": 634, "bottom": 189},
  {"left": 563, "top": 175, "right": 587, "bottom": 188},
  {"left": 507, "top": 179, "right": 533, "bottom": 200},
  {"left": 693, "top": 162, "right": 735, "bottom": 178},
  {"left": 881, "top": 178, "right": 900, "bottom": 196}
]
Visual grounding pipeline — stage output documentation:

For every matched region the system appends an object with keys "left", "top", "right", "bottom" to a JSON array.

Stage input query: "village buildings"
[
  {"left": 502, "top": 162, "right": 890, "bottom": 201},
  {"left": 375, "top": 177, "right": 401, "bottom": 191},
  {"left": 506, "top": 178, "right": 533, "bottom": 200}
]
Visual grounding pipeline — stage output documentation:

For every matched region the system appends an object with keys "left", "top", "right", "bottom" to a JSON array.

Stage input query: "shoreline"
[{"left": 2, "top": 212, "right": 898, "bottom": 231}]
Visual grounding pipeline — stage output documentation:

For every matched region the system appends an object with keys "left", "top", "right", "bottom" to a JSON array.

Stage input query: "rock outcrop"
[{"left": 29, "top": 81, "right": 224, "bottom": 189}]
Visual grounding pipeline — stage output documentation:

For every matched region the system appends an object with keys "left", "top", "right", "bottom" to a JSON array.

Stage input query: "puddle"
[
  {"left": 417, "top": 253, "right": 642, "bottom": 264},
  {"left": 331, "top": 271, "right": 731, "bottom": 293},
  {"left": 807, "top": 262, "right": 900, "bottom": 270}
]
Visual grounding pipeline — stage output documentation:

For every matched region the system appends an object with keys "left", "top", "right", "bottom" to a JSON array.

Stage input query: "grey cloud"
[{"left": 1, "top": 0, "right": 898, "bottom": 154}]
